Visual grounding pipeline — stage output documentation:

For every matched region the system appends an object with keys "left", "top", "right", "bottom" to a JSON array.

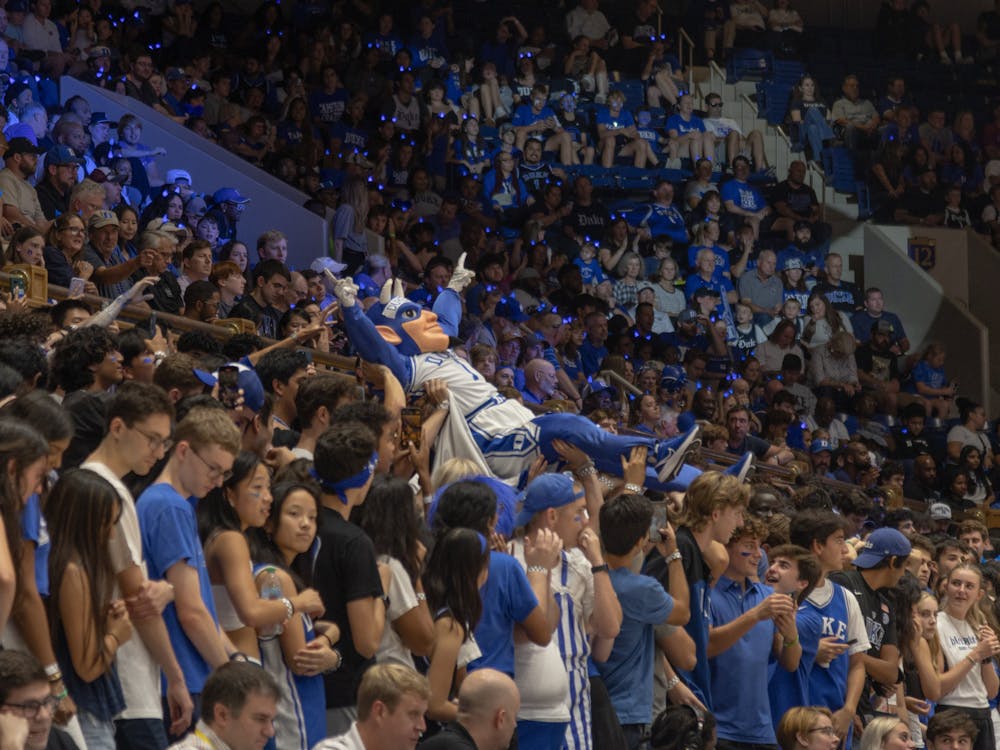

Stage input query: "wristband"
[
  {"left": 280, "top": 596, "right": 294, "bottom": 622},
  {"left": 326, "top": 648, "right": 343, "bottom": 673},
  {"left": 783, "top": 635, "right": 799, "bottom": 648},
  {"left": 416, "top": 592, "right": 427, "bottom": 602},
  {"left": 664, "top": 675, "right": 681, "bottom": 692},
  {"left": 591, "top": 563, "right": 610, "bottom": 575},
  {"left": 575, "top": 465, "right": 598, "bottom": 478},
  {"left": 665, "top": 550, "right": 682, "bottom": 564},
  {"left": 527, "top": 565, "right": 549, "bottom": 575},
  {"left": 44, "top": 663, "right": 60, "bottom": 679},
  {"left": 319, "top": 632, "right": 335, "bottom": 648},
  {"left": 624, "top": 482, "right": 645, "bottom": 495},
  {"left": 53, "top": 689, "right": 68, "bottom": 701}
]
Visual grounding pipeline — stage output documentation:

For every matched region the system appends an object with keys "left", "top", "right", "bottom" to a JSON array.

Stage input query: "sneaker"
[
  {"left": 581, "top": 74, "right": 596, "bottom": 93},
  {"left": 666, "top": 157, "right": 683, "bottom": 170},
  {"left": 594, "top": 93, "right": 607, "bottom": 104},
  {"left": 653, "top": 427, "right": 701, "bottom": 483},
  {"left": 723, "top": 451, "right": 754, "bottom": 483}
]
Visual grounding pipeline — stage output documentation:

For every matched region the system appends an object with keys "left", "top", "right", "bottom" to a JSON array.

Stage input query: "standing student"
[
  {"left": 136, "top": 408, "right": 242, "bottom": 737},
  {"left": 46, "top": 469, "right": 133, "bottom": 750},
  {"left": 310, "top": 422, "right": 387, "bottom": 736},
  {"left": 644, "top": 471, "right": 748, "bottom": 709},
  {"left": 82, "top": 381, "right": 194, "bottom": 749},
  {"left": 249, "top": 481, "right": 343, "bottom": 750},
  {"left": 0, "top": 393, "right": 80, "bottom": 741},
  {"left": 935, "top": 564, "right": 1000, "bottom": 750},
  {"left": 709, "top": 519, "right": 801, "bottom": 750},
  {"left": 197, "top": 452, "right": 324, "bottom": 663},
  {"left": 787, "top": 510, "right": 870, "bottom": 745},
  {"left": 423, "top": 528, "right": 490, "bottom": 724},
  {"left": 597, "top": 494, "right": 688, "bottom": 750}
]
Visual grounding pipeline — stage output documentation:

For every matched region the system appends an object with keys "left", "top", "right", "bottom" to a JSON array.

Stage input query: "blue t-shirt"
[
  {"left": 136, "top": 482, "right": 219, "bottom": 695},
  {"left": 633, "top": 202, "right": 688, "bottom": 244},
  {"left": 687, "top": 244, "right": 731, "bottom": 276},
  {"left": 851, "top": 311, "right": 907, "bottom": 345},
  {"left": 579, "top": 340, "right": 609, "bottom": 377},
  {"left": 666, "top": 112, "right": 706, "bottom": 136},
  {"left": 512, "top": 104, "right": 559, "bottom": 130},
  {"left": 574, "top": 256, "right": 608, "bottom": 286},
  {"left": 596, "top": 107, "right": 636, "bottom": 134},
  {"left": 481, "top": 170, "right": 531, "bottom": 210},
  {"left": 469, "top": 551, "right": 539, "bottom": 676},
  {"left": 721, "top": 179, "right": 767, "bottom": 212},
  {"left": 21, "top": 494, "right": 49, "bottom": 596},
  {"left": 597, "top": 567, "right": 673, "bottom": 725},
  {"left": 906, "top": 360, "right": 948, "bottom": 395},
  {"left": 768, "top": 605, "right": 817, "bottom": 732},
  {"left": 710, "top": 576, "right": 777, "bottom": 743},
  {"left": 308, "top": 88, "right": 348, "bottom": 126}
]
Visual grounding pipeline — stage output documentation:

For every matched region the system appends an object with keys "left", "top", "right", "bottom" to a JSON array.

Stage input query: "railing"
[
  {"left": 677, "top": 26, "right": 696, "bottom": 95},
  {"left": 0, "top": 270, "right": 358, "bottom": 374}
]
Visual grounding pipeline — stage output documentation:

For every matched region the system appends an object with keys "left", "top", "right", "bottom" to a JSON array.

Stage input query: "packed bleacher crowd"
[{"left": 1, "top": 0, "right": 1000, "bottom": 750}]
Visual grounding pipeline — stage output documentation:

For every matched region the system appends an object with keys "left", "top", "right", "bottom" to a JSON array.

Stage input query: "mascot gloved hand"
[
  {"left": 325, "top": 269, "right": 359, "bottom": 308},
  {"left": 447, "top": 252, "right": 474, "bottom": 294}
]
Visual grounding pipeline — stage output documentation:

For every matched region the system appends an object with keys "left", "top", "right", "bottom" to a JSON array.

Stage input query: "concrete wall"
[
  {"left": 60, "top": 77, "right": 331, "bottom": 270},
  {"left": 864, "top": 225, "right": 990, "bottom": 412}
]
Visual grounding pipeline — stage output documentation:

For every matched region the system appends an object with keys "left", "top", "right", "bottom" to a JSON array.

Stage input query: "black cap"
[{"left": 5, "top": 137, "right": 44, "bottom": 157}]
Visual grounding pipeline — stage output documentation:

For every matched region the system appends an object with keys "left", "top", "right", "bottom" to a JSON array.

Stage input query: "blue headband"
[{"left": 311, "top": 452, "right": 379, "bottom": 503}]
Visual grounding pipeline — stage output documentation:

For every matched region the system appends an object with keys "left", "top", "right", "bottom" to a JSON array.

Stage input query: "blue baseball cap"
[
  {"left": 212, "top": 187, "right": 250, "bottom": 205},
  {"left": 809, "top": 439, "right": 832, "bottom": 454},
  {"left": 514, "top": 474, "right": 584, "bottom": 528},
  {"left": 193, "top": 363, "right": 266, "bottom": 413},
  {"left": 853, "top": 528, "right": 911, "bottom": 569},
  {"left": 46, "top": 144, "right": 84, "bottom": 166}
]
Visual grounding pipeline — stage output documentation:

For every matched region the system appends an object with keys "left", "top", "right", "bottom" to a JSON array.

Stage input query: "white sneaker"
[{"left": 581, "top": 74, "right": 595, "bottom": 93}]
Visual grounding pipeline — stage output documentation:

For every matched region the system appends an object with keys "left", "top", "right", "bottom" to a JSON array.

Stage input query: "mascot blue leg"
[{"left": 532, "top": 414, "right": 700, "bottom": 491}]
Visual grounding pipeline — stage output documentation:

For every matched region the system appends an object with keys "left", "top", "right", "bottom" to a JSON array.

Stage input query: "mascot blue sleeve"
[
  {"left": 432, "top": 288, "right": 462, "bottom": 338},
  {"left": 341, "top": 304, "right": 414, "bottom": 387}
]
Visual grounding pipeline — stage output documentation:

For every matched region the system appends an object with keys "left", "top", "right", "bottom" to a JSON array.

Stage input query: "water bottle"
[{"left": 258, "top": 567, "right": 284, "bottom": 640}]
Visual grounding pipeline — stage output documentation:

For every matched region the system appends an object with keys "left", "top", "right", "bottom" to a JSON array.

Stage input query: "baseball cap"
[
  {"left": 89, "top": 46, "right": 111, "bottom": 60},
  {"left": 581, "top": 378, "right": 617, "bottom": 400},
  {"left": 184, "top": 195, "right": 208, "bottom": 217},
  {"left": 514, "top": 473, "right": 584, "bottom": 528},
  {"left": 659, "top": 364, "right": 687, "bottom": 393},
  {"left": 45, "top": 144, "right": 84, "bottom": 166},
  {"left": 809, "top": 439, "right": 832, "bottom": 454},
  {"left": 5, "top": 136, "right": 44, "bottom": 157},
  {"left": 872, "top": 319, "right": 895, "bottom": 335},
  {"left": 213, "top": 187, "right": 250, "bottom": 205},
  {"left": 929, "top": 502, "right": 952, "bottom": 521},
  {"left": 677, "top": 309, "right": 699, "bottom": 325},
  {"left": 166, "top": 67, "right": 187, "bottom": 82},
  {"left": 146, "top": 217, "right": 188, "bottom": 236},
  {"left": 781, "top": 256, "right": 804, "bottom": 272},
  {"left": 692, "top": 286, "right": 721, "bottom": 299},
  {"left": 3, "top": 83, "right": 30, "bottom": 110},
  {"left": 853, "top": 528, "right": 912, "bottom": 569},
  {"left": 494, "top": 295, "right": 528, "bottom": 323},
  {"left": 89, "top": 112, "right": 117, "bottom": 127},
  {"left": 88, "top": 210, "right": 120, "bottom": 230},
  {"left": 5, "top": 0, "right": 26, "bottom": 12},
  {"left": 193, "top": 363, "right": 266, "bottom": 413},
  {"left": 87, "top": 166, "right": 126, "bottom": 184},
  {"left": 166, "top": 169, "right": 192, "bottom": 185}
]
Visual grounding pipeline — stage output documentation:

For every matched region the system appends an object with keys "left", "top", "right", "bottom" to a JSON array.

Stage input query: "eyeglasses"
[
  {"left": 61, "top": 226, "right": 85, "bottom": 235},
  {"left": 133, "top": 425, "right": 173, "bottom": 453},
  {"left": 809, "top": 727, "right": 837, "bottom": 736},
  {"left": 4, "top": 696, "right": 59, "bottom": 719},
  {"left": 191, "top": 448, "right": 233, "bottom": 481},
  {"left": 709, "top": 101, "right": 723, "bottom": 107}
]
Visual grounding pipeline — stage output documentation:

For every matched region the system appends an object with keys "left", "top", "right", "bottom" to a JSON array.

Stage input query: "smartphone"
[
  {"left": 649, "top": 501, "right": 667, "bottom": 543},
  {"left": 68, "top": 277, "right": 86, "bottom": 296},
  {"left": 400, "top": 407, "right": 422, "bottom": 450},
  {"left": 217, "top": 365, "right": 240, "bottom": 409},
  {"left": 845, "top": 638, "right": 858, "bottom": 646},
  {"left": 147, "top": 311, "right": 158, "bottom": 338},
  {"left": 9, "top": 275, "right": 25, "bottom": 298}
]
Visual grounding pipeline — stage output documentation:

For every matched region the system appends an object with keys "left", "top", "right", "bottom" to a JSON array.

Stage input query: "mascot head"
[{"left": 367, "top": 279, "right": 450, "bottom": 356}]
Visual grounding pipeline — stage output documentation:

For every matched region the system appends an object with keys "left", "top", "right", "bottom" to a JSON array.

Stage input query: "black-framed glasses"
[
  {"left": 191, "top": 448, "right": 233, "bottom": 482},
  {"left": 709, "top": 101, "right": 723, "bottom": 107},
  {"left": 3, "top": 696, "right": 59, "bottom": 719},
  {"left": 132, "top": 425, "right": 173, "bottom": 453}
]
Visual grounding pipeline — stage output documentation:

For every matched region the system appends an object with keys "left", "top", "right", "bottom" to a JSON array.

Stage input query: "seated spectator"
[
  {"left": 757, "top": 319, "right": 804, "bottom": 376},
  {"left": 768, "top": 0, "right": 805, "bottom": 57},
  {"left": 0, "top": 650, "right": 79, "bottom": 750},
  {"left": 738, "top": 248, "right": 782, "bottom": 325},
  {"left": 511, "top": 84, "right": 572, "bottom": 166},
  {"left": 641, "top": 38, "right": 685, "bottom": 110},
  {"left": 770, "top": 160, "right": 830, "bottom": 244},
  {"left": 904, "top": 341, "right": 955, "bottom": 419},
  {"left": 850, "top": 287, "right": 909, "bottom": 352},
  {"left": 808, "top": 331, "right": 861, "bottom": 412},
  {"left": 36, "top": 144, "right": 82, "bottom": 221},
  {"left": 831, "top": 75, "right": 880, "bottom": 153},
  {"left": 0, "top": 137, "right": 47, "bottom": 233},
  {"left": 721, "top": 156, "right": 771, "bottom": 238},
  {"left": 703, "top": 93, "right": 767, "bottom": 170},
  {"left": 633, "top": 179, "right": 690, "bottom": 247},
  {"left": 667, "top": 94, "right": 712, "bottom": 167},
  {"left": 788, "top": 75, "right": 836, "bottom": 162},
  {"left": 855, "top": 319, "right": 902, "bottom": 414},
  {"left": 894, "top": 169, "right": 945, "bottom": 226}
]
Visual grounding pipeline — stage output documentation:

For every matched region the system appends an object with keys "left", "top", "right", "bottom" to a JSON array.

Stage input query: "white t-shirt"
[
  {"left": 807, "top": 579, "right": 871, "bottom": 657},
  {"left": 936, "top": 611, "right": 989, "bottom": 708},
  {"left": 510, "top": 540, "right": 571, "bottom": 723},
  {"left": 81, "top": 460, "right": 163, "bottom": 720},
  {"left": 375, "top": 555, "right": 420, "bottom": 669},
  {"left": 946, "top": 425, "right": 991, "bottom": 457}
]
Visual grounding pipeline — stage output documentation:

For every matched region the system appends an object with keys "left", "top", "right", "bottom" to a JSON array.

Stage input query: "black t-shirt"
[
  {"left": 899, "top": 186, "right": 943, "bottom": 219},
  {"left": 727, "top": 433, "right": 772, "bottom": 460},
  {"left": 770, "top": 181, "right": 818, "bottom": 218},
  {"left": 566, "top": 200, "right": 610, "bottom": 240},
  {"left": 46, "top": 727, "right": 79, "bottom": 750},
  {"left": 315, "top": 507, "right": 384, "bottom": 708},
  {"left": 417, "top": 721, "right": 478, "bottom": 749},
  {"left": 148, "top": 271, "right": 184, "bottom": 315},
  {"left": 892, "top": 430, "right": 932, "bottom": 460},
  {"left": 855, "top": 343, "right": 899, "bottom": 383},
  {"left": 43, "top": 244, "right": 74, "bottom": 287},
  {"left": 36, "top": 180, "right": 69, "bottom": 221},
  {"left": 814, "top": 279, "right": 861, "bottom": 313}
]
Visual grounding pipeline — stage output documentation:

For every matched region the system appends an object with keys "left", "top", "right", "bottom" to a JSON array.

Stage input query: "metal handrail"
[
  {"left": 677, "top": 26, "right": 695, "bottom": 94},
  {"left": 0, "top": 270, "right": 358, "bottom": 373}
]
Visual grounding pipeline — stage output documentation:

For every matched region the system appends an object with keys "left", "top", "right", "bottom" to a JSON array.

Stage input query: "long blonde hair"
[{"left": 340, "top": 175, "right": 370, "bottom": 233}]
